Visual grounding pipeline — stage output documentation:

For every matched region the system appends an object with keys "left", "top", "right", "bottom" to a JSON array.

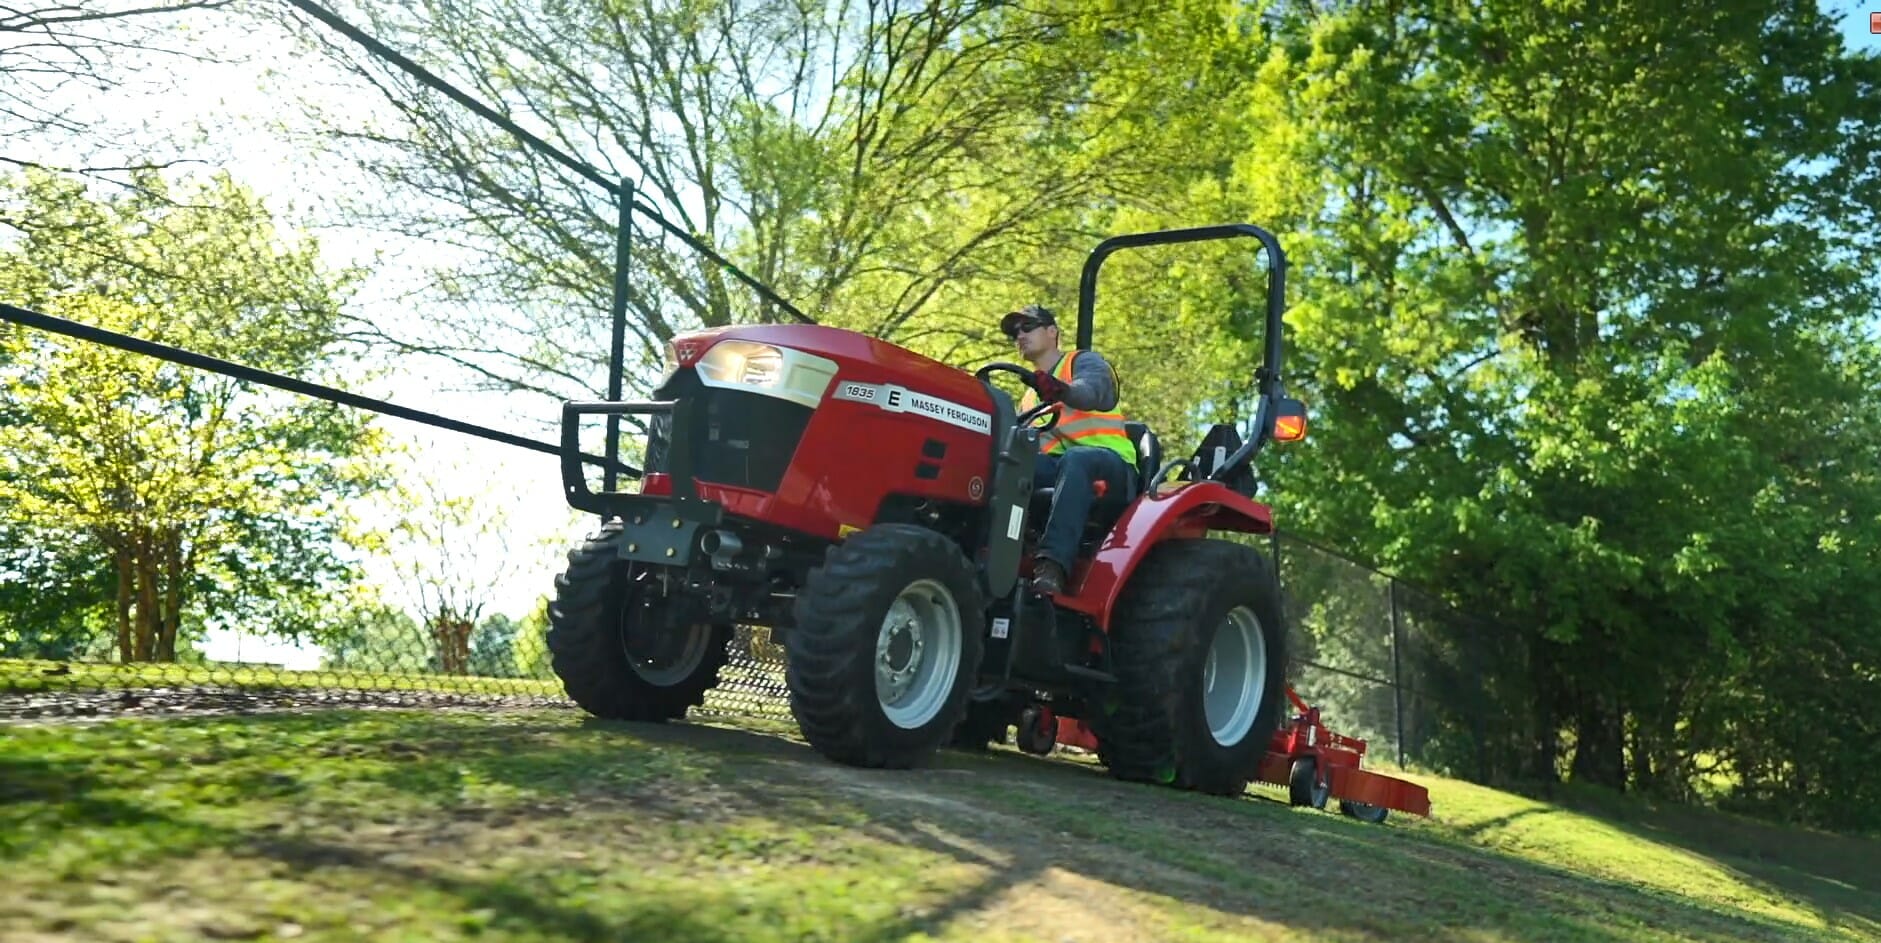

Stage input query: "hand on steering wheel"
[{"left": 976, "top": 361, "right": 1060, "bottom": 431}]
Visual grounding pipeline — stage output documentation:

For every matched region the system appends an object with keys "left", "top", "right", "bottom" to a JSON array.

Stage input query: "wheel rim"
[
  {"left": 874, "top": 578, "right": 963, "bottom": 730},
  {"left": 621, "top": 620, "right": 713, "bottom": 686},
  {"left": 1202, "top": 605, "right": 1267, "bottom": 747}
]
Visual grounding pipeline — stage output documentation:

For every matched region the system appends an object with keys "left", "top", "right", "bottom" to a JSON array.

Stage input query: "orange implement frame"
[{"left": 1254, "top": 686, "right": 1430, "bottom": 820}]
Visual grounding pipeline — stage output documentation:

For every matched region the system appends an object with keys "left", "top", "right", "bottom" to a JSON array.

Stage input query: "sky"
[
  {"left": 7, "top": 0, "right": 1880, "bottom": 669},
  {"left": 1840, "top": 1, "right": 1881, "bottom": 49}
]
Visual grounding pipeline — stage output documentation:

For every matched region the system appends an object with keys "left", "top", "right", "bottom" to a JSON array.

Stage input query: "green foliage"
[
  {"left": 512, "top": 596, "right": 553, "bottom": 680},
  {"left": 1227, "top": 0, "right": 1881, "bottom": 829},
  {"left": 0, "top": 168, "right": 390, "bottom": 661},
  {"left": 317, "top": 596, "right": 433, "bottom": 673},
  {"left": 0, "top": 519, "right": 114, "bottom": 659}
]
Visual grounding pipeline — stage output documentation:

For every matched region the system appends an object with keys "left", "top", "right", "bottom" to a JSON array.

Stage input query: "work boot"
[{"left": 1031, "top": 558, "right": 1067, "bottom": 595}]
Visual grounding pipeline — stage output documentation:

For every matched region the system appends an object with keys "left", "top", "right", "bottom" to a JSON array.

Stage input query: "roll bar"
[{"left": 1073, "top": 223, "right": 1292, "bottom": 485}]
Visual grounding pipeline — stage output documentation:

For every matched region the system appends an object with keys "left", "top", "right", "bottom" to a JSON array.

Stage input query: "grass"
[{"left": 3, "top": 708, "right": 1876, "bottom": 943}]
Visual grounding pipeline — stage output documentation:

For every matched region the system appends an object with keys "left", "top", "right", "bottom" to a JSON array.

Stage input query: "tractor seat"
[{"left": 1124, "top": 421, "right": 1161, "bottom": 494}]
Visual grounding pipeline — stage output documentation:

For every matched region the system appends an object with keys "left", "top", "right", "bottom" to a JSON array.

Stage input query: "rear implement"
[{"left": 1018, "top": 685, "right": 1432, "bottom": 822}]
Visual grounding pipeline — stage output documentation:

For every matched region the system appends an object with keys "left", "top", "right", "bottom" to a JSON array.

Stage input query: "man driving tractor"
[{"left": 1000, "top": 303, "right": 1138, "bottom": 595}]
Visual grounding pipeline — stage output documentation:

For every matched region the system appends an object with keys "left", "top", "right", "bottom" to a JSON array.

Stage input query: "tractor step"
[{"left": 1061, "top": 664, "right": 1117, "bottom": 684}]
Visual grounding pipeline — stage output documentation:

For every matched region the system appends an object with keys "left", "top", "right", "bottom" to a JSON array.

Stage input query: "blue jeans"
[{"left": 1033, "top": 447, "right": 1134, "bottom": 569}]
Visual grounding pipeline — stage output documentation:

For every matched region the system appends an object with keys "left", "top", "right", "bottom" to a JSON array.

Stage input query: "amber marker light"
[{"left": 1273, "top": 397, "right": 1309, "bottom": 442}]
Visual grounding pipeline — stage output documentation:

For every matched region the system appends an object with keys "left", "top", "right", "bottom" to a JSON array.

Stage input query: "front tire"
[
  {"left": 1100, "top": 539, "right": 1288, "bottom": 796},
  {"left": 787, "top": 524, "right": 986, "bottom": 768},
  {"left": 547, "top": 523, "right": 732, "bottom": 721}
]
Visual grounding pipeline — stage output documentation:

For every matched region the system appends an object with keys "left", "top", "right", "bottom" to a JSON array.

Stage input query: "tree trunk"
[
  {"left": 157, "top": 530, "right": 183, "bottom": 662},
  {"left": 114, "top": 543, "right": 134, "bottom": 663},
  {"left": 133, "top": 534, "right": 159, "bottom": 662},
  {"left": 1630, "top": 699, "right": 1686, "bottom": 799},
  {"left": 1569, "top": 692, "right": 1628, "bottom": 789},
  {"left": 1525, "top": 642, "right": 1562, "bottom": 783},
  {"left": 432, "top": 616, "right": 473, "bottom": 676}
]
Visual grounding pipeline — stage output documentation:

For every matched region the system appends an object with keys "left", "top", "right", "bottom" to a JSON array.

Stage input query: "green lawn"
[{"left": 2, "top": 708, "right": 1874, "bottom": 942}]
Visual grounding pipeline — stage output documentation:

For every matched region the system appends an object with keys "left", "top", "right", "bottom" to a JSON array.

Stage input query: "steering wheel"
[
  {"left": 975, "top": 362, "right": 1039, "bottom": 391},
  {"left": 976, "top": 361, "right": 1060, "bottom": 432}
]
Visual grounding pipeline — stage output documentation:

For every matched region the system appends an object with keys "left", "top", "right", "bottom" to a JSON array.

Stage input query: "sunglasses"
[{"left": 1004, "top": 319, "right": 1047, "bottom": 339}]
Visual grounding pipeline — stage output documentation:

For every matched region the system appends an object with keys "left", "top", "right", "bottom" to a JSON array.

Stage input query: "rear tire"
[
  {"left": 787, "top": 524, "right": 985, "bottom": 768},
  {"left": 1100, "top": 539, "right": 1288, "bottom": 796},
  {"left": 547, "top": 523, "right": 732, "bottom": 721}
]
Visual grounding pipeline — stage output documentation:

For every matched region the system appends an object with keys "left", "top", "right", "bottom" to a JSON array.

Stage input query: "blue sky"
[{"left": 1828, "top": 0, "right": 1881, "bottom": 51}]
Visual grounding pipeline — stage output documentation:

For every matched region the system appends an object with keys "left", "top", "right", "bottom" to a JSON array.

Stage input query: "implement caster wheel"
[
  {"left": 1289, "top": 756, "right": 1330, "bottom": 809},
  {"left": 1016, "top": 706, "right": 1057, "bottom": 755},
  {"left": 1340, "top": 800, "right": 1390, "bottom": 824}
]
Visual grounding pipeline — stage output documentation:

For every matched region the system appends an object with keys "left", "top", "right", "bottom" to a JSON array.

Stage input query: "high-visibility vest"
[{"left": 1020, "top": 351, "right": 1137, "bottom": 465}]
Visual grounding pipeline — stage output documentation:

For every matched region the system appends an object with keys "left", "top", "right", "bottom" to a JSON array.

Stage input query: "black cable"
[
  {"left": 282, "top": 0, "right": 814, "bottom": 325},
  {"left": 0, "top": 302, "right": 640, "bottom": 477}
]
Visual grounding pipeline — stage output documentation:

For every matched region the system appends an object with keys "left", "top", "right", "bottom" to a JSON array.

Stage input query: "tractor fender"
[{"left": 1057, "top": 481, "right": 1274, "bottom": 631}]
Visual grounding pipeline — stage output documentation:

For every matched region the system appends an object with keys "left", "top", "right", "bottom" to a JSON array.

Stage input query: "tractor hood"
[{"left": 666, "top": 323, "right": 991, "bottom": 412}]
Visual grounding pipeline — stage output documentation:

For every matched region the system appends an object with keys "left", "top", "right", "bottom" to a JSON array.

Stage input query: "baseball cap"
[{"left": 1000, "top": 304, "right": 1057, "bottom": 338}]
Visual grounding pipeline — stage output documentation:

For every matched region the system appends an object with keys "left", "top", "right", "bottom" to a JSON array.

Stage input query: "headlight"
[
  {"left": 697, "top": 340, "right": 785, "bottom": 388},
  {"left": 693, "top": 339, "right": 838, "bottom": 409}
]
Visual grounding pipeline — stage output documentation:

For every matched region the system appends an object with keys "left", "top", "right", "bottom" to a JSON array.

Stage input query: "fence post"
[
  {"left": 1270, "top": 529, "right": 1283, "bottom": 593},
  {"left": 603, "top": 178, "right": 635, "bottom": 495},
  {"left": 1389, "top": 578, "right": 1406, "bottom": 770}
]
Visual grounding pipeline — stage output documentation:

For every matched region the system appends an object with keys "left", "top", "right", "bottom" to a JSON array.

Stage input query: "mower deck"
[{"left": 1021, "top": 685, "right": 1431, "bottom": 822}]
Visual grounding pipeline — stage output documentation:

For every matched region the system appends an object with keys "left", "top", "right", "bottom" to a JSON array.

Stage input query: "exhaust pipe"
[
  {"left": 700, "top": 529, "right": 742, "bottom": 558},
  {"left": 701, "top": 529, "right": 746, "bottom": 571}
]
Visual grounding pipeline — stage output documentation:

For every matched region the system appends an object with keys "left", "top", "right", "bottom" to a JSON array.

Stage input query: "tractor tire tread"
[
  {"left": 546, "top": 522, "right": 730, "bottom": 722},
  {"left": 1097, "top": 539, "right": 1287, "bottom": 796},
  {"left": 787, "top": 524, "right": 984, "bottom": 769}
]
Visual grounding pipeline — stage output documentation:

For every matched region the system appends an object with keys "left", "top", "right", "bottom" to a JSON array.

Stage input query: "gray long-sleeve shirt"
[{"left": 1050, "top": 349, "right": 1121, "bottom": 412}]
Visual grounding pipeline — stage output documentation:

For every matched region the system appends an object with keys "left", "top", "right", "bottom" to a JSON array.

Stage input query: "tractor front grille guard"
[{"left": 560, "top": 398, "right": 723, "bottom": 527}]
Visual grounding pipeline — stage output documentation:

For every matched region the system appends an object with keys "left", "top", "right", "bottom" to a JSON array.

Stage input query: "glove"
[{"left": 1032, "top": 370, "right": 1071, "bottom": 404}]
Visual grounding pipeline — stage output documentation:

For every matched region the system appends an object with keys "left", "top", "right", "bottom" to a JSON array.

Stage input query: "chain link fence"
[
  {"left": 2, "top": 529, "right": 1532, "bottom": 785},
  {"left": 1274, "top": 533, "right": 1537, "bottom": 784}
]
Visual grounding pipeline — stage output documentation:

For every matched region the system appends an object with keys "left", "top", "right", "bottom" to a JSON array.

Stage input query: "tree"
[
  {"left": 270, "top": 0, "right": 1204, "bottom": 411},
  {"left": 0, "top": 518, "right": 114, "bottom": 659},
  {"left": 511, "top": 595, "right": 551, "bottom": 679},
  {"left": 467, "top": 612, "right": 518, "bottom": 678},
  {"left": 1236, "top": 0, "right": 1881, "bottom": 820},
  {"left": 375, "top": 460, "right": 557, "bottom": 676},
  {"left": 0, "top": 167, "right": 388, "bottom": 662},
  {"left": 2, "top": 0, "right": 232, "bottom": 176},
  {"left": 318, "top": 593, "right": 432, "bottom": 673}
]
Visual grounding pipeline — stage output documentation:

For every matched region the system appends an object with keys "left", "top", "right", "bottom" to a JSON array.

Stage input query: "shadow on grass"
[
  {"left": 907, "top": 750, "right": 1851, "bottom": 943},
  {"left": 1516, "top": 782, "right": 1881, "bottom": 934},
  {"left": 6, "top": 711, "right": 1875, "bottom": 943}
]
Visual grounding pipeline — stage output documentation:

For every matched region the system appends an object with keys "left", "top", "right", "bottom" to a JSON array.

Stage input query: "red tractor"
[{"left": 549, "top": 224, "right": 1308, "bottom": 796}]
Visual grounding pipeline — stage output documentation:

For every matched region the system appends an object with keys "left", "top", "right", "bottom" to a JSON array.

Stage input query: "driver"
[{"left": 1000, "top": 304, "right": 1137, "bottom": 594}]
